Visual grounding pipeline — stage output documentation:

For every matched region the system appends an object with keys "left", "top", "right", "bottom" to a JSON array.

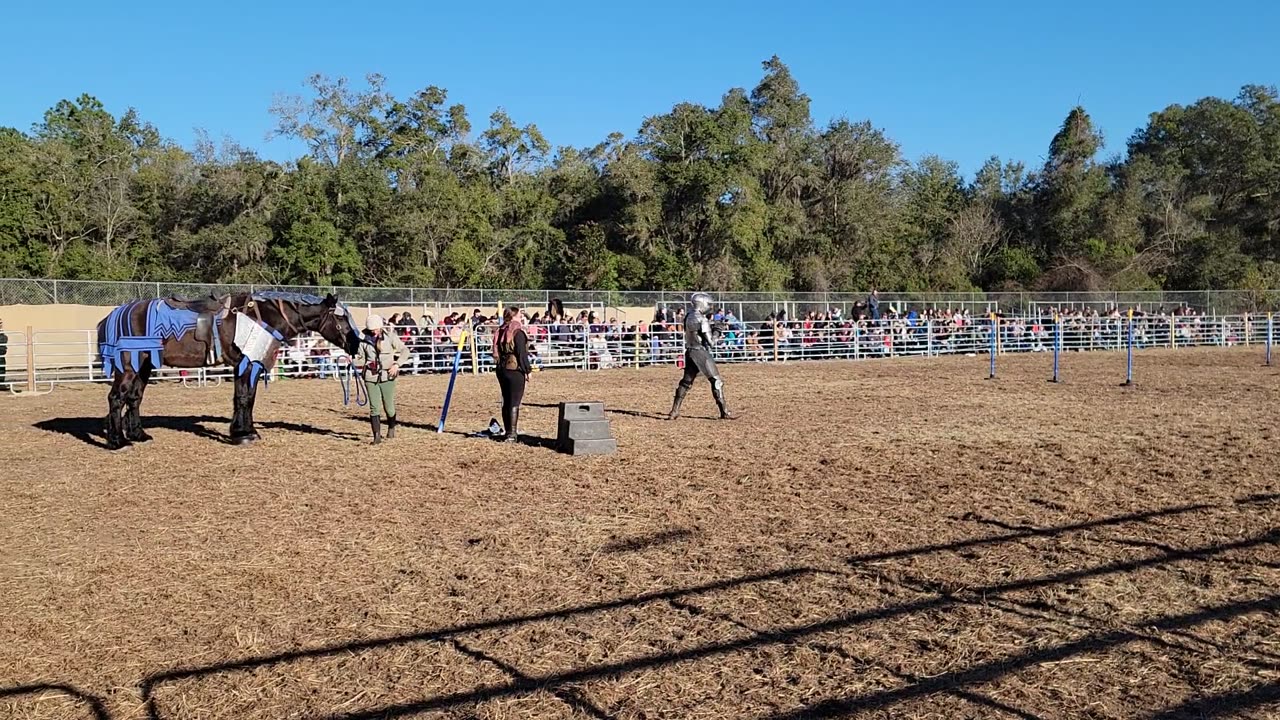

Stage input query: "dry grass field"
[{"left": 1, "top": 348, "right": 1277, "bottom": 719}]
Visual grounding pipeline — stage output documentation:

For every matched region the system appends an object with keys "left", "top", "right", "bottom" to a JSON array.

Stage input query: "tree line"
[{"left": 0, "top": 57, "right": 1277, "bottom": 294}]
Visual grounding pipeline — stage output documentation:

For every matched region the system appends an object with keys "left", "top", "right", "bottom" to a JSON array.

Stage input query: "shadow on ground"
[
  {"left": 523, "top": 401, "right": 714, "bottom": 421},
  {"left": 7, "top": 495, "right": 1275, "bottom": 719},
  {"left": 35, "top": 415, "right": 364, "bottom": 448},
  {"left": 0, "top": 684, "right": 110, "bottom": 720}
]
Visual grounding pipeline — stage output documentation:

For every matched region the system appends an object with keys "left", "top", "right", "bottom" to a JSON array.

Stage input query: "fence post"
[
  {"left": 1123, "top": 309, "right": 1135, "bottom": 386},
  {"left": 52, "top": 279, "right": 59, "bottom": 303},
  {"left": 469, "top": 325, "right": 479, "bottom": 375},
  {"left": 1245, "top": 314, "right": 1252, "bottom": 346},
  {"left": 773, "top": 323, "right": 780, "bottom": 363},
  {"left": 1052, "top": 314, "right": 1061, "bottom": 383},
  {"left": 25, "top": 326, "right": 35, "bottom": 393},
  {"left": 853, "top": 325, "right": 860, "bottom": 361},
  {"left": 1169, "top": 317, "right": 1174, "bottom": 349},
  {"left": 987, "top": 314, "right": 997, "bottom": 380},
  {"left": 926, "top": 320, "right": 934, "bottom": 357}
]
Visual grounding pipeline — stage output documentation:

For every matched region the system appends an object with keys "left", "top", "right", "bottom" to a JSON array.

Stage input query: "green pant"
[{"left": 368, "top": 379, "right": 396, "bottom": 418}]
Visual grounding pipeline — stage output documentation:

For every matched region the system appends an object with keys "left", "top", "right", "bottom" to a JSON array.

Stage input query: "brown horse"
[{"left": 96, "top": 291, "right": 362, "bottom": 450}]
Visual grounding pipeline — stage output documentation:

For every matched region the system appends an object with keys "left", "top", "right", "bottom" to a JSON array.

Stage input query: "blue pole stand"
[
  {"left": 1267, "top": 313, "right": 1273, "bottom": 367},
  {"left": 437, "top": 333, "right": 468, "bottom": 433}
]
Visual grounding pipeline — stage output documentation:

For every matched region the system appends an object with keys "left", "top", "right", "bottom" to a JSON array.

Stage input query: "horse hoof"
[
  {"left": 130, "top": 434, "right": 154, "bottom": 444},
  {"left": 231, "top": 435, "right": 257, "bottom": 446},
  {"left": 108, "top": 442, "right": 132, "bottom": 453}
]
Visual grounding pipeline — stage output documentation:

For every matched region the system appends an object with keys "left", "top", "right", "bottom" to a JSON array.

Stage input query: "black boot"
[
  {"left": 386, "top": 414, "right": 396, "bottom": 439},
  {"left": 713, "top": 382, "right": 735, "bottom": 420},
  {"left": 370, "top": 415, "right": 382, "bottom": 444},
  {"left": 504, "top": 407, "right": 520, "bottom": 443},
  {"left": 667, "top": 385, "right": 688, "bottom": 420}
]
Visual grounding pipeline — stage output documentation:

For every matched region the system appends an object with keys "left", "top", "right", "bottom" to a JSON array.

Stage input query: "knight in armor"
[{"left": 667, "top": 292, "right": 735, "bottom": 421}]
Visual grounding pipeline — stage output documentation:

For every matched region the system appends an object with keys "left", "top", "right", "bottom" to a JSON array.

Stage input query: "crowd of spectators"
[{"left": 262, "top": 298, "right": 1259, "bottom": 379}]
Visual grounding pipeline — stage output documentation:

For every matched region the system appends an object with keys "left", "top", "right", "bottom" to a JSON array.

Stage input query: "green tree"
[
  {"left": 1037, "top": 106, "right": 1109, "bottom": 265},
  {"left": 4, "top": 68, "right": 1280, "bottom": 298},
  {"left": 0, "top": 129, "right": 44, "bottom": 275},
  {"left": 481, "top": 109, "right": 550, "bottom": 184},
  {"left": 270, "top": 73, "right": 389, "bottom": 168}
]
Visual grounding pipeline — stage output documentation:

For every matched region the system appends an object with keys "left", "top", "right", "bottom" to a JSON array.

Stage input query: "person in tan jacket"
[{"left": 354, "top": 314, "right": 406, "bottom": 443}]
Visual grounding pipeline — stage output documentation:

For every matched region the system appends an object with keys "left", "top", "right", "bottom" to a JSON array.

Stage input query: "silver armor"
[
  {"left": 684, "top": 301, "right": 715, "bottom": 354},
  {"left": 667, "top": 292, "right": 734, "bottom": 420}
]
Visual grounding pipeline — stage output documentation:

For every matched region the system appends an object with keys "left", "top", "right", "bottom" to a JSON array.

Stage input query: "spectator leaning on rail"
[
  {"left": 0, "top": 317, "right": 7, "bottom": 390},
  {"left": 354, "top": 313, "right": 406, "bottom": 444},
  {"left": 492, "top": 305, "right": 532, "bottom": 443}
]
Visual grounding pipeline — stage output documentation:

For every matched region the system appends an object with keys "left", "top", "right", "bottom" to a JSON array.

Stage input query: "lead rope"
[{"left": 340, "top": 361, "right": 369, "bottom": 407}]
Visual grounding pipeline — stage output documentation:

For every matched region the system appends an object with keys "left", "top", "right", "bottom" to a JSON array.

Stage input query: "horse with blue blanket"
[{"left": 96, "top": 291, "right": 363, "bottom": 450}]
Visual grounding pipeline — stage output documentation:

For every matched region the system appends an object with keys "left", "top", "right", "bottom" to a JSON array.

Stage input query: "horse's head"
[
  {"left": 242, "top": 291, "right": 364, "bottom": 357},
  {"left": 307, "top": 294, "right": 363, "bottom": 357}
]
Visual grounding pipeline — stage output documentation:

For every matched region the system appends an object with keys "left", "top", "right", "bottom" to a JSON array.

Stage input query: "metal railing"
[
  {"left": 3, "top": 278, "right": 1280, "bottom": 318},
  {"left": 1, "top": 313, "right": 1271, "bottom": 393}
]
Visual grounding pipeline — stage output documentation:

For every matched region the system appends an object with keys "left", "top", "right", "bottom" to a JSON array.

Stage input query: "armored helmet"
[{"left": 689, "top": 292, "right": 713, "bottom": 315}]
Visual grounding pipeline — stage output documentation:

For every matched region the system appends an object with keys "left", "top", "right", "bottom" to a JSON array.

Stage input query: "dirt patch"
[{"left": 1, "top": 349, "right": 1278, "bottom": 719}]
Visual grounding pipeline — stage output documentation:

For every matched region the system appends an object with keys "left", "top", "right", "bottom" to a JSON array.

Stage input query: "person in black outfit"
[{"left": 492, "top": 305, "right": 532, "bottom": 442}]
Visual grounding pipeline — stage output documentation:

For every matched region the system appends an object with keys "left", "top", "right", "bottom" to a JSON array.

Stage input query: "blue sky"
[{"left": 2, "top": 0, "right": 1275, "bottom": 176}]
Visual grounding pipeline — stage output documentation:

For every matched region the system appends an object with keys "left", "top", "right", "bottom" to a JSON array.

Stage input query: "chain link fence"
[{"left": 1, "top": 278, "right": 1276, "bottom": 317}]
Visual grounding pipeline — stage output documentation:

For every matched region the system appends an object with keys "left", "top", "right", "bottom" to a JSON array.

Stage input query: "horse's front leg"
[
  {"left": 124, "top": 362, "right": 154, "bottom": 443},
  {"left": 105, "top": 373, "right": 129, "bottom": 450},
  {"left": 244, "top": 378, "right": 262, "bottom": 442},
  {"left": 229, "top": 373, "right": 259, "bottom": 444}
]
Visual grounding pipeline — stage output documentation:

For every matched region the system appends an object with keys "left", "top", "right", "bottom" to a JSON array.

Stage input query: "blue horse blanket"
[{"left": 100, "top": 299, "right": 204, "bottom": 378}]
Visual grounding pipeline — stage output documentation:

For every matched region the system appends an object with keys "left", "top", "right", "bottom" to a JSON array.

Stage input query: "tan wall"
[
  {"left": 1, "top": 304, "right": 113, "bottom": 333},
  {"left": 0, "top": 301, "right": 659, "bottom": 378},
  {"left": 0, "top": 301, "right": 658, "bottom": 334}
]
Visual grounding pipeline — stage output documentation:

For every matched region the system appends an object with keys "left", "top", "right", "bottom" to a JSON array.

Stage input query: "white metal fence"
[
  {"left": 3, "top": 277, "right": 1279, "bottom": 319},
  {"left": 1, "top": 314, "right": 1271, "bottom": 393}
]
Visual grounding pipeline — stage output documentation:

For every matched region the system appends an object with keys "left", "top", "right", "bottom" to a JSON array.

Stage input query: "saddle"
[
  {"left": 165, "top": 295, "right": 231, "bottom": 362},
  {"left": 165, "top": 294, "right": 226, "bottom": 314}
]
